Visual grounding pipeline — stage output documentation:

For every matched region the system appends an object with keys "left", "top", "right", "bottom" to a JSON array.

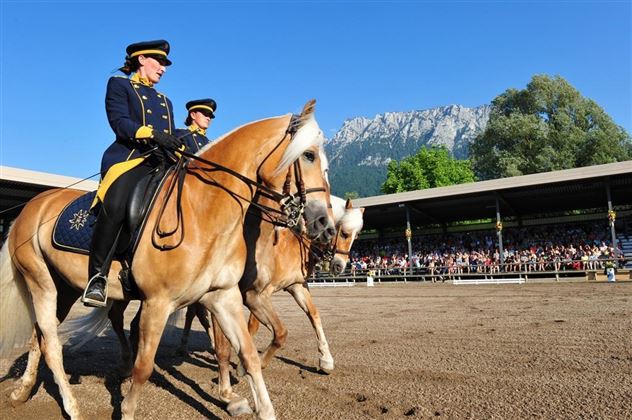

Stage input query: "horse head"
[
  {"left": 266, "top": 100, "right": 335, "bottom": 244},
  {"left": 329, "top": 197, "right": 364, "bottom": 275}
]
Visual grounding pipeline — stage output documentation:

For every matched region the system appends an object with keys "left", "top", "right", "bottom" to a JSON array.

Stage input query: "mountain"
[{"left": 325, "top": 104, "right": 491, "bottom": 197}]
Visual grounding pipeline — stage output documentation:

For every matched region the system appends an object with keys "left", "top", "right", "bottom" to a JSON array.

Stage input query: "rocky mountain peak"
[{"left": 325, "top": 104, "right": 491, "bottom": 197}]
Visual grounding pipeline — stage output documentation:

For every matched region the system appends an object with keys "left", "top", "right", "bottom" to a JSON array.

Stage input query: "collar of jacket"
[
  {"left": 131, "top": 72, "right": 153, "bottom": 87},
  {"left": 188, "top": 124, "right": 206, "bottom": 136}
]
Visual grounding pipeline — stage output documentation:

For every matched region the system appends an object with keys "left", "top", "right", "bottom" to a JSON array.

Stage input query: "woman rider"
[
  {"left": 82, "top": 40, "right": 181, "bottom": 307},
  {"left": 175, "top": 99, "right": 217, "bottom": 152}
]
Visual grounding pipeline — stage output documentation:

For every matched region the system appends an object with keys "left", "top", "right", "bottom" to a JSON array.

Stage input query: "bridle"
[
  {"left": 151, "top": 116, "right": 328, "bottom": 250},
  {"left": 312, "top": 221, "right": 350, "bottom": 264}
]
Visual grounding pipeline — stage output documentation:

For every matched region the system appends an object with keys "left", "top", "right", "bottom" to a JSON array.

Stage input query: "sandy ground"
[{"left": 1, "top": 281, "right": 631, "bottom": 419}]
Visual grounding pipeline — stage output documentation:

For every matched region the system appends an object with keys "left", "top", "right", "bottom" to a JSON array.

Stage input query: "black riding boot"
[{"left": 82, "top": 207, "right": 121, "bottom": 307}]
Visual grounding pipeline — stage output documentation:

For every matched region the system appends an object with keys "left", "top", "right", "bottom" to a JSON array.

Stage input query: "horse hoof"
[
  {"left": 227, "top": 397, "right": 253, "bottom": 417},
  {"left": 318, "top": 357, "right": 334, "bottom": 374},
  {"left": 9, "top": 389, "right": 29, "bottom": 407}
]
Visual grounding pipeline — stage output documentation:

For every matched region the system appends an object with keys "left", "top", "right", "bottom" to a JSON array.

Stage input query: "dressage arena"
[{"left": 1, "top": 282, "right": 630, "bottom": 419}]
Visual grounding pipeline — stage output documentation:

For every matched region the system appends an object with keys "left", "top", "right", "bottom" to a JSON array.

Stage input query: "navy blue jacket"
[
  {"left": 175, "top": 127, "right": 211, "bottom": 153},
  {"left": 100, "top": 75, "right": 175, "bottom": 175}
]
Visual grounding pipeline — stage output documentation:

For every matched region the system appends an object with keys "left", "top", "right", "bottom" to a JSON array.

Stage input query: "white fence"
[{"left": 452, "top": 277, "right": 525, "bottom": 285}]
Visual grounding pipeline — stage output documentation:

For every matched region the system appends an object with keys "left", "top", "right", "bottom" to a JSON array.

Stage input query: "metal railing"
[{"left": 308, "top": 258, "right": 630, "bottom": 284}]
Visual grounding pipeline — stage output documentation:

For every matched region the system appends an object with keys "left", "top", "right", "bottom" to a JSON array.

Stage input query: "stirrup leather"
[{"left": 81, "top": 274, "right": 109, "bottom": 308}]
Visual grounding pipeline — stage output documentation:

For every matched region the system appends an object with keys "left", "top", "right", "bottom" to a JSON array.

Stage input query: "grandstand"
[{"left": 347, "top": 161, "right": 632, "bottom": 282}]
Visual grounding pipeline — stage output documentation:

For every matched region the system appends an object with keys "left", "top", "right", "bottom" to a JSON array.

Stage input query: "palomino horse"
[
  {"left": 0, "top": 102, "right": 334, "bottom": 420},
  {"left": 242, "top": 195, "right": 364, "bottom": 372}
]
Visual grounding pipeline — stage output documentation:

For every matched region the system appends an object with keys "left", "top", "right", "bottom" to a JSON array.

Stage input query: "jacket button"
[
  {"left": 163, "top": 129, "right": 169, "bottom": 133},
  {"left": 146, "top": 109, "right": 152, "bottom": 114},
  {"left": 142, "top": 95, "right": 148, "bottom": 100},
  {"left": 148, "top": 124, "right": 153, "bottom": 128},
  {"left": 162, "top": 115, "right": 168, "bottom": 119}
]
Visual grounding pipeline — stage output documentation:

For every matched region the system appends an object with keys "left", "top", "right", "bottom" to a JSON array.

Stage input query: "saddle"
[{"left": 52, "top": 166, "right": 170, "bottom": 259}]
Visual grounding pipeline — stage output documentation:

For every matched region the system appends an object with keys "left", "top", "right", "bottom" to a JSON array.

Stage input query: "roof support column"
[
  {"left": 605, "top": 179, "right": 618, "bottom": 257},
  {"left": 405, "top": 205, "right": 413, "bottom": 278},
  {"left": 495, "top": 195, "right": 505, "bottom": 270}
]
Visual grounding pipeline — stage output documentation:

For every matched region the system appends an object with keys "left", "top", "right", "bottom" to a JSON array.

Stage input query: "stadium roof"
[
  {"left": 2, "top": 162, "right": 631, "bottom": 232},
  {"left": 352, "top": 161, "right": 632, "bottom": 230},
  {"left": 0, "top": 166, "right": 98, "bottom": 221}
]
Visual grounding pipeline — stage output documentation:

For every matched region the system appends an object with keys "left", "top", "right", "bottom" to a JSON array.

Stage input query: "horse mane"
[
  {"left": 331, "top": 195, "right": 364, "bottom": 232},
  {"left": 273, "top": 114, "right": 326, "bottom": 176}
]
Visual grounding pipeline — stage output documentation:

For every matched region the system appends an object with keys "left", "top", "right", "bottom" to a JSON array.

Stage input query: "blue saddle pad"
[{"left": 52, "top": 191, "right": 98, "bottom": 254}]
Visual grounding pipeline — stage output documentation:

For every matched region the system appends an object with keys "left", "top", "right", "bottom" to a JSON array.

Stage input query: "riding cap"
[
  {"left": 126, "top": 39, "right": 172, "bottom": 66},
  {"left": 186, "top": 99, "right": 217, "bottom": 119}
]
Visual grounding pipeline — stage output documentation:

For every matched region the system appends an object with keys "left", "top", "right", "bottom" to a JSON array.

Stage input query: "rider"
[
  {"left": 175, "top": 99, "right": 217, "bottom": 152},
  {"left": 82, "top": 40, "right": 181, "bottom": 307}
]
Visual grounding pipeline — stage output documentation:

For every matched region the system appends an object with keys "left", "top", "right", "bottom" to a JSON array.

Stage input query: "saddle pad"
[{"left": 52, "top": 191, "right": 98, "bottom": 254}]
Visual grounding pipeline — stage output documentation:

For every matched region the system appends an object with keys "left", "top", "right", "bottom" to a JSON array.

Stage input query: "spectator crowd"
[{"left": 348, "top": 222, "right": 627, "bottom": 276}]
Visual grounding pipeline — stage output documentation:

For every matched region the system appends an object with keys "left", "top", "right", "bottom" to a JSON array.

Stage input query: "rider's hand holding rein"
[{"left": 152, "top": 131, "right": 181, "bottom": 150}]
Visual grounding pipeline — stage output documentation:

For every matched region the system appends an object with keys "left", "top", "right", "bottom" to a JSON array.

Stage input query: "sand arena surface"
[{"left": 1, "top": 282, "right": 631, "bottom": 419}]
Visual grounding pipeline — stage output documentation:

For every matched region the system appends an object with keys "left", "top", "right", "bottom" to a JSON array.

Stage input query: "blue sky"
[{"left": 1, "top": 1, "right": 630, "bottom": 179}]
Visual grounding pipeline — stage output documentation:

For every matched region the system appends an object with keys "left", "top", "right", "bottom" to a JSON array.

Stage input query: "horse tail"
[
  {"left": 59, "top": 302, "right": 113, "bottom": 352},
  {"left": 0, "top": 229, "right": 36, "bottom": 358}
]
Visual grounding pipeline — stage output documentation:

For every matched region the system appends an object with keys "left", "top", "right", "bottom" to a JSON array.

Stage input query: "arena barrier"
[
  {"left": 453, "top": 277, "right": 525, "bottom": 285},
  {"left": 308, "top": 277, "right": 356, "bottom": 287}
]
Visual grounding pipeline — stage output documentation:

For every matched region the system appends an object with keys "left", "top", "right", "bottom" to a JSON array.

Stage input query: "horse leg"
[
  {"left": 109, "top": 300, "right": 133, "bottom": 377},
  {"left": 120, "top": 299, "right": 171, "bottom": 420},
  {"left": 211, "top": 313, "right": 252, "bottom": 416},
  {"left": 9, "top": 328, "right": 41, "bottom": 406},
  {"left": 21, "top": 274, "right": 83, "bottom": 419},
  {"left": 10, "top": 275, "right": 78, "bottom": 406},
  {"left": 286, "top": 282, "right": 334, "bottom": 373},
  {"left": 176, "top": 304, "right": 196, "bottom": 356},
  {"left": 247, "top": 312, "right": 261, "bottom": 336},
  {"left": 195, "top": 303, "right": 215, "bottom": 352},
  {"left": 243, "top": 288, "right": 287, "bottom": 370},
  {"left": 201, "top": 286, "right": 275, "bottom": 420}
]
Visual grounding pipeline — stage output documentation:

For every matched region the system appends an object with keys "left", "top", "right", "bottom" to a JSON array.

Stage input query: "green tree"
[
  {"left": 471, "top": 74, "right": 632, "bottom": 180},
  {"left": 344, "top": 191, "right": 359, "bottom": 200},
  {"left": 381, "top": 146, "right": 476, "bottom": 194}
]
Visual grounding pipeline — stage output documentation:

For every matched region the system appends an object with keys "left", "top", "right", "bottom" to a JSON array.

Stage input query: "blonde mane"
[
  {"left": 273, "top": 115, "right": 326, "bottom": 176},
  {"left": 331, "top": 195, "right": 364, "bottom": 233}
]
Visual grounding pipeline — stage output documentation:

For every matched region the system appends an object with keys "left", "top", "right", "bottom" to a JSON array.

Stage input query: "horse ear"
[
  {"left": 345, "top": 198, "right": 353, "bottom": 209},
  {"left": 360, "top": 207, "right": 365, "bottom": 215},
  {"left": 300, "top": 99, "right": 316, "bottom": 118}
]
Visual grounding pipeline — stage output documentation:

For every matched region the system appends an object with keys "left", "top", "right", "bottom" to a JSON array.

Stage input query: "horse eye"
[
  {"left": 303, "top": 151, "right": 315, "bottom": 162},
  {"left": 341, "top": 231, "right": 350, "bottom": 239}
]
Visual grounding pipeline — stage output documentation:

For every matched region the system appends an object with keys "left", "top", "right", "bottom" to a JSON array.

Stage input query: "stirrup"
[{"left": 81, "top": 274, "right": 109, "bottom": 308}]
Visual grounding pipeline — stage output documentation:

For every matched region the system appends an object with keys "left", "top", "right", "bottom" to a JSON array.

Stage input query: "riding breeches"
[{"left": 88, "top": 162, "right": 155, "bottom": 278}]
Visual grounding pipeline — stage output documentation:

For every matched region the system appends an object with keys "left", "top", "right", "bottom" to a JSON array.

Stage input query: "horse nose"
[
  {"left": 331, "top": 259, "right": 345, "bottom": 275},
  {"left": 325, "top": 226, "right": 335, "bottom": 241},
  {"left": 315, "top": 217, "right": 335, "bottom": 243}
]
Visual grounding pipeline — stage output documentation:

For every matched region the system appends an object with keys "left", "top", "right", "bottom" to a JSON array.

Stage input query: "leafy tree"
[
  {"left": 471, "top": 74, "right": 632, "bottom": 179},
  {"left": 381, "top": 146, "right": 476, "bottom": 194},
  {"left": 344, "top": 191, "right": 359, "bottom": 200}
]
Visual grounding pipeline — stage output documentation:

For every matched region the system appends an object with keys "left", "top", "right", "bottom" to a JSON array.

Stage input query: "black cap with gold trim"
[
  {"left": 126, "top": 39, "right": 172, "bottom": 66},
  {"left": 186, "top": 99, "right": 217, "bottom": 119}
]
